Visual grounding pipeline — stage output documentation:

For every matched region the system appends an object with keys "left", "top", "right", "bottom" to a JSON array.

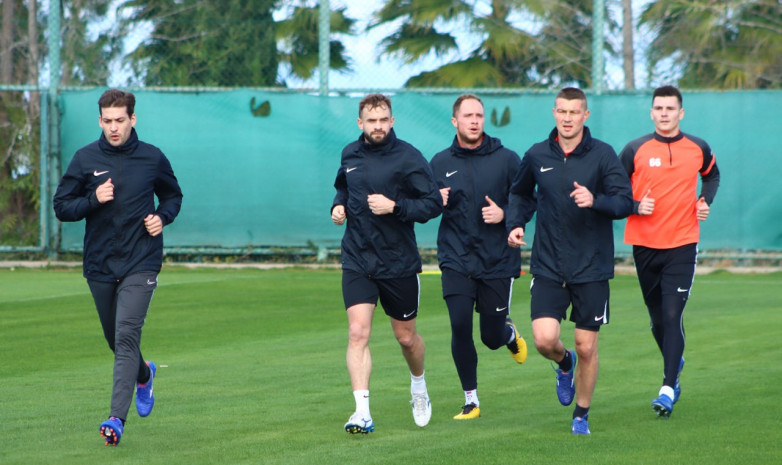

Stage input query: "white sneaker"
[
  {"left": 411, "top": 392, "right": 432, "bottom": 427},
  {"left": 344, "top": 411, "right": 374, "bottom": 434}
]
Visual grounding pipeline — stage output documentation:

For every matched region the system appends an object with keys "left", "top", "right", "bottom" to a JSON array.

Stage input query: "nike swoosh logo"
[
  {"left": 677, "top": 287, "right": 689, "bottom": 292},
  {"left": 446, "top": 171, "right": 458, "bottom": 177},
  {"left": 403, "top": 310, "right": 417, "bottom": 318},
  {"left": 540, "top": 167, "right": 553, "bottom": 172},
  {"left": 346, "top": 167, "right": 357, "bottom": 173},
  {"left": 94, "top": 170, "right": 109, "bottom": 176},
  {"left": 147, "top": 279, "right": 157, "bottom": 285},
  {"left": 495, "top": 307, "right": 507, "bottom": 312}
]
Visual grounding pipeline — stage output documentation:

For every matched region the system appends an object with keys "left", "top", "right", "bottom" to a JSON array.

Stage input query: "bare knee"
[
  {"left": 395, "top": 330, "right": 419, "bottom": 349},
  {"left": 348, "top": 322, "right": 370, "bottom": 346},
  {"left": 574, "top": 337, "right": 598, "bottom": 362},
  {"left": 533, "top": 334, "right": 559, "bottom": 357}
]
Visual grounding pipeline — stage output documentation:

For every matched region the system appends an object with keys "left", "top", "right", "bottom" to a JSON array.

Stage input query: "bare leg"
[
  {"left": 390, "top": 317, "right": 425, "bottom": 376},
  {"left": 573, "top": 328, "right": 599, "bottom": 408},
  {"left": 346, "top": 303, "right": 375, "bottom": 390}
]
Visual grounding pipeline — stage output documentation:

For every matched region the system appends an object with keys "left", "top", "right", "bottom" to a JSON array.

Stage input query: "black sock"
[
  {"left": 558, "top": 350, "right": 573, "bottom": 372},
  {"left": 573, "top": 405, "right": 589, "bottom": 420}
]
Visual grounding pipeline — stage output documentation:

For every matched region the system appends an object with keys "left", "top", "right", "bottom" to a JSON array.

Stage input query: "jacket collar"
[
  {"left": 357, "top": 127, "right": 398, "bottom": 153},
  {"left": 98, "top": 128, "right": 139, "bottom": 155},
  {"left": 653, "top": 131, "right": 685, "bottom": 144},
  {"left": 449, "top": 132, "right": 500, "bottom": 157},
  {"left": 548, "top": 126, "right": 594, "bottom": 156}
]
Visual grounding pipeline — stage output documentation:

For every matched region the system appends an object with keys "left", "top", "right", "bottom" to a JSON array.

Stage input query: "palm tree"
[
  {"left": 640, "top": 0, "right": 782, "bottom": 89},
  {"left": 372, "top": 0, "right": 616, "bottom": 89},
  {"left": 275, "top": 3, "right": 355, "bottom": 84}
]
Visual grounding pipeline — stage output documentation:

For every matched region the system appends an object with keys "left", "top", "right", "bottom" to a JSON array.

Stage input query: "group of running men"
[
  {"left": 331, "top": 86, "right": 719, "bottom": 436},
  {"left": 53, "top": 85, "right": 719, "bottom": 446}
]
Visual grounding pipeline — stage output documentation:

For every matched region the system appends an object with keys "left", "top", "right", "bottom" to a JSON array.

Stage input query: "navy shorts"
[
  {"left": 633, "top": 243, "right": 697, "bottom": 299},
  {"left": 342, "top": 270, "right": 420, "bottom": 321},
  {"left": 441, "top": 268, "right": 514, "bottom": 315},
  {"left": 529, "top": 275, "right": 609, "bottom": 330}
]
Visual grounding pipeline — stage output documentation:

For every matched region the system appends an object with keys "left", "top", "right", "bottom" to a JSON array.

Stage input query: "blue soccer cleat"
[
  {"left": 554, "top": 350, "right": 577, "bottom": 406},
  {"left": 571, "top": 416, "right": 590, "bottom": 435},
  {"left": 136, "top": 361, "right": 156, "bottom": 417},
  {"left": 652, "top": 393, "right": 674, "bottom": 418},
  {"left": 344, "top": 412, "right": 375, "bottom": 434},
  {"left": 100, "top": 416, "right": 124, "bottom": 446}
]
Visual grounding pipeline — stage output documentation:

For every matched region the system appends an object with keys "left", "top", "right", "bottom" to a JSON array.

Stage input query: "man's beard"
[{"left": 365, "top": 130, "right": 389, "bottom": 145}]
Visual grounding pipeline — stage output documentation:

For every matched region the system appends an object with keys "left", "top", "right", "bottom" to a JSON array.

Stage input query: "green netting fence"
[{"left": 52, "top": 89, "right": 780, "bottom": 256}]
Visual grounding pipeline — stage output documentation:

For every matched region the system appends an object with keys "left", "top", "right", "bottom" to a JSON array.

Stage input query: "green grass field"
[{"left": 1, "top": 266, "right": 780, "bottom": 464}]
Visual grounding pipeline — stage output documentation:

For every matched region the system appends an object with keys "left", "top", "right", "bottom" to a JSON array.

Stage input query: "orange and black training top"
[{"left": 619, "top": 132, "right": 720, "bottom": 250}]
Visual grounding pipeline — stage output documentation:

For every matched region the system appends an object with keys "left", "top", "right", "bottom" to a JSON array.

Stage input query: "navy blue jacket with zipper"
[
  {"left": 332, "top": 128, "right": 442, "bottom": 278},
  {"left": 430, "top": 134, "right": 522, "bottom": 279},
  {"left": 53, "top": 129, "right": 183, "bottom": 282},
  {"left": 507, "top": 127, "right": 633, "bottom": 284}
]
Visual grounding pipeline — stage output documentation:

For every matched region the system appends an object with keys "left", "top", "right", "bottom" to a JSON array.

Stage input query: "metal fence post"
[
  {"left": 592, "top": 0, "right": 605, "bottom": 95},
  {"left": 47, "top": 0, "right": 61, "bottom": 258},
  {"left": 318, "top": 0, "right": 330, "bottom": 96}
]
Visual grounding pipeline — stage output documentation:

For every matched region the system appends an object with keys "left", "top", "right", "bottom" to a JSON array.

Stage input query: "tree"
[
  {"left": 532, "top": 0, "right": 617, "bottom": 88},
  {"left": 640, "top": 0, "right": 782, "bottom": 89},
  {"left": 372, "top": 0, "right": 617, "bottom": 89},
  {"left": 275, "top": 2, "right": 355, "bottom": 84},
  {"left": 59, "top": 0, "right": 116, "bottom": 86},
  {"left": 0, "top": 0, "right": 41, "bottom": 246},
  {"left": 118, "top": 0, "right": 279, "bottom": 87}
]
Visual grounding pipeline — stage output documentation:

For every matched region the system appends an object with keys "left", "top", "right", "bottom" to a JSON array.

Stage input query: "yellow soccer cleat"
[
  {"left": 453, "top": 403, "right": 480, "bottom": 420},
  {"left": 506, "top": 317, "right": 528, "bottom": 364}
]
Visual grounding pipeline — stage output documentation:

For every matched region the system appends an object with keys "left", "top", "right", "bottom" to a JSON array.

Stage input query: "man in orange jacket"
[{"left": 619, "top": 85, "right": 720, "bottom": 418}]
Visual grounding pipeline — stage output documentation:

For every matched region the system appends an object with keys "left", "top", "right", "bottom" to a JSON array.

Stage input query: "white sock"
[
  {"left": 411, "top": 372, "right": 427, "bottom": 394},
  {"left": 464, "top": 389, "right": 479, "bottom": 407},
  {"left": 659, "top": 385, "right": 675, "bottom": 400},
  {"left": 353, "top": 390, "right": 370, "bottom": 416}
]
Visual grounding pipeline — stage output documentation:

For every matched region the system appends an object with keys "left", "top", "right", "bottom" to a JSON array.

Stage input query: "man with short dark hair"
[
  {"left": 507, "top": 87, "right": 633, "bottom": 435},
  {"left": 54, "top": 88, "right": 183, "bottom": 446},
  {"left": 619, "top": 85, "right": 720, "bottom": 418},
  {"left": 332, "top": 93, "right": 442, "bottom": 433}
]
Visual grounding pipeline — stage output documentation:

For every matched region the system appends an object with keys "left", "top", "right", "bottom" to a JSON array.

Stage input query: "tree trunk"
[
  {"left": 28, "top": 0, "right": 40, "bottom": 114},
  {"left": 622, "top": 0, "right": 634, "bottom": 90},
  {"left": 1, "top": 0, "right": 16, "bottom": 83}
]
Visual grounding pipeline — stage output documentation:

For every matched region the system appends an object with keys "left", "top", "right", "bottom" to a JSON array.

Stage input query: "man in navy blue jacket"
[
  {"left": 54, "top": 89, "right": 182, "bottom": 446},
  {"left": 332, "top": 93, "right": 441, "bottom": 434},
  {"left": 430, "top": 94, "right": 528, "bottom": 421},
  {"left": 507, "top": 87, "right": 632, "bottom": 435}
]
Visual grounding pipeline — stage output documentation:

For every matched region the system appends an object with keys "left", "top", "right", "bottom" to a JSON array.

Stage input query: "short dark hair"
[
  {"left": 98, "top": 89, "right": 136, "bottom": 116},
  {"left": 555, "top": 87, "right": 587, "bottom": 108},
  {"left": 358, "top": 93, "right": 392, "bottom": 118},
  {"left": 452, "top": 93, "right": 483, "bottom": 117},
  {"left": 653, "top": 85, "right": 682, "bottom": 106}
]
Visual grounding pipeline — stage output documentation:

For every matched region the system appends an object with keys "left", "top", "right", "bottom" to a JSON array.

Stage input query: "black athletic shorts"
[
  {"left": 441, "top": 268, "right": 514, "bottom": 315},
  {"left": 529, "top": 275, "right": 609, "bottom": 330},
  {"left": 342, "top": 270, "right": 420, "bottom": 321},
  {"left": 633, "top": 243, "right": 697, "bottom": 298}
]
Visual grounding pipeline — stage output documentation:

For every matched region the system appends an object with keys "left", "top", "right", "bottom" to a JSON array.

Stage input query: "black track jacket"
[
  {"left": 430, "top": 134, "right": 522, "bottom": 279},
  {"left": 54, "top": 129, "right": 183, "bottom": 282},
  {"left": 507, "top": 127, "right": 633, "bottom": 284},
  {"left": 332, "top": 129, "right": 442, "bottom": 278}
]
